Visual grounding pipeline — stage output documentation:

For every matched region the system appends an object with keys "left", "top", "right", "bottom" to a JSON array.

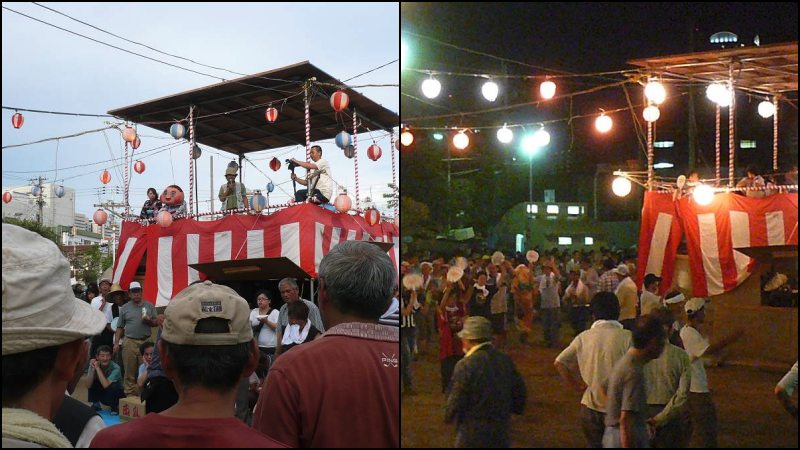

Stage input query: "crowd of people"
[
  {"left": 2, "top": 224, "right": 399, "bottom": 448},
  {"left": 400, "top": 247, "right": 797, "bottom": 448}
]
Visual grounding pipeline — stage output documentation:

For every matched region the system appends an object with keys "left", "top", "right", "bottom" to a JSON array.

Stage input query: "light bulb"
[
  {"left": 453, "top": 131, "right": 469, "bottom": 150},
  {"left": 400, "top": 130, "right": 414, "bottom": 147},
  {"left": 595, "top": 114, "right": 613, "bottom": 133},
  {"left": 706, "top": 83, "right": 731, "bottom": 107},
  {"left": 757, "top": 100, "right": 775, "bottom": 118},
  {"left": 612, "top": 177, "right": 632, "bottom": 197},
  {"left": 693, "top": 184, "right": 715, "bottom": 205},
  {"left": 421, "top": 77, "right": 441, "bottom": 99},
  {"left": 645, "top": 78, "right": 666, "bottom": 105},
  {"left": 643, "top": 105, "right": 660, "bottom": 122},
  {"left": 497, "top": 125, "right": 513, "bottom": 144},
  {"left": 482, "top": 80, "right": 499, "bottom": 101},
  {"left": 540, "top": 80, "right": 556, "bottom": 99}
]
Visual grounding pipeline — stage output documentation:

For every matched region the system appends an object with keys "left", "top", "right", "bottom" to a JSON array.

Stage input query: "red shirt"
[
  {"left": 253, "top": 322, "right": 399, "bottom": 448},
  {"left": 89, "top": 413, "right": 288, "bottom": 448}
]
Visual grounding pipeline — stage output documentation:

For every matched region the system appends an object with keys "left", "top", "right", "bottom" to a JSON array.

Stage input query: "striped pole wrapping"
[
  {"left": 647, "top": 117, "right": 653, "bottom": 190},
  {"left": 728, "top": 73, "right": 735, "bottom": 187},
  {"left": 305, "top": 82, "right": 311, "bottom": 163},
  {"left": 773, "top": 96, "right": 779, "bottom": 171},
  {"left": 353, "top": 109, "right": 360, "bottom": 210},
  {"left": 124, "top": 140, "right": 130, "bottom": 217},
  {"left": 715, "top": 105, "right": 721, "bottom": 185},
  {"left": 189, "top": 106, "right": 195, "bottom": 215},
  {"left": 390, "top": 130, "right": 398, "bottom": 218}
]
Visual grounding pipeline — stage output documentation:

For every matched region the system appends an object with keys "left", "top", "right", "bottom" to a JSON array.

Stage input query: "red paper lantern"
[
  {"left": 269, "top": 157, "right": 281, "bottom": 172},
  {"left": 100, "top": 169, "right": 111, "bottom": 184},
  {"left": 395, "top": 139, "right": 400, "bottom": 150},
  {"left": 364, "top": 208, "right": 381, "bottom": 226},
  {"left": 2, "top": 192, "right": 12, "bottom": 203},
  {"left": 367, "top": 144, "right": 382, "bottom": 161},
  {"left": 132, "top": 136, "right": 142, "bottom": 149},
  {"left": 12, "top": 113, "right": 24, "bottom": 129},
  {"left": 93, "top": 209, "right": 108, "bottom": 225},
  {"left": 330, "top": 90, "right": 349, "bottom": 112},
  {"left": 134, "top": 160, "right": 145, "bottom": 174},
  {"left": 265, "top": 107, "right": 278, "bottom": 123},
  {"left": 157, "top": 210, "right": 173, "bottom": 228},
  {"left": 334, "top": 192, "right": 352, "bottom": 212},
  {"left": 122, "top": 126, "right": 137, "bottom": 143}
]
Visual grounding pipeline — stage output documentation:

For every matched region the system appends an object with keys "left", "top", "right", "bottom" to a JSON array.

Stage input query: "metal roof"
[
  {"left": 108, "top": 61, "right": 398, "bottom": 155},
  {"left": 628, "top": 42, "right": 798, "bottom": 96}
]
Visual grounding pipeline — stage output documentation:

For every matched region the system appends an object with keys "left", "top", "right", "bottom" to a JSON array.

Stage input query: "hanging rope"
[
  {"left": 390, "top": 130, "right": 398, "bottom": 218},
  {"left": 353, "top": 108, "right": 361, "bottom": 210},
  {"left": 714, "top": 105, "right": 722, "bottom": 186},
  {"left": 188, "top": 106, "right": 195, "bottom": 215},
  {"left": 773, "top": 96, "right": 779, "bottom": 172}
]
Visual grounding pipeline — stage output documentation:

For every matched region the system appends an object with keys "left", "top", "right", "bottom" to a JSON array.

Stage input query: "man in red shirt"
[
  {"left": 252, "top": 240, "right": 400, "bottom": 447},
  {"left": 90, "top": 281, "right": 287, "bottom": 448}
]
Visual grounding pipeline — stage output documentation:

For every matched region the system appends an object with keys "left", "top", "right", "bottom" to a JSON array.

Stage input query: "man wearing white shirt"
[
  {"left": 563, "top": 270, "right": 590, "bottom": 337},
  {"left": 580, "top": 257, "right": 600, "bottom": 300},
  {"left": 613, "top": 264, "right": 638, "bottom": 330},
  {"left": 289, "top": 145, "right": 334, "bottom": 203},
  {"left": 555, "top": 292, "right": 632, "bottom": 448},
  {"left": 536, "top": 262, "right": 562, "bottom": 348},
  {"left": 639, "top": 274, "right": 663, "bottom": 316},
  {"left": 90, "top": 278, "right": 115, "bottom": 359},
  {"left": 679, "top": 298, "right": 744, "bottom": 448}
]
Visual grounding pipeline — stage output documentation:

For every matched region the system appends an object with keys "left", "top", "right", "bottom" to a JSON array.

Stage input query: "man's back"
[{"left": 253, "top": 323, "right": 399, "bottom": 448}]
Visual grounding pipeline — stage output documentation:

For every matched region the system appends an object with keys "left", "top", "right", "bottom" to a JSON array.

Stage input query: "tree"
[
  {"left": 2, "top": 217, "right": 60, "bottom": 245},
  {"left": 383, "top": 183, "right": 398, "bottom": 209}
]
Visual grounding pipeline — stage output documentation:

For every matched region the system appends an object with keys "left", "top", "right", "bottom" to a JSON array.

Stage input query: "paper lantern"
[
  {"left": 3, "top": 192, "right": 12, "bottom": 203},
  {"left": 251, "top": 192, "right": 266, "bottom": 212},
  {"left": 170, "top": 123, "right": 186, "bottom": 139},
  {"left": 595, "top": 114, "right": 613, "bottom": 133},
  {"left": 676, "top": 175, "right": 687, "bottom": 189},
  {"left": 100, "top": 169, "right": 111, "bottom": 184},
  {"left": 31, "top": 185, "right": 41, "bottom": 197},
  {"left": 156, "top": 210, "right": 173, "bottom": 227},
  {"left": 93, "top": 209, "right": 108, "bottom": 225},
  {"left": 612, "top": 177, "right": 632, "bottom": 197},
  {"left": 265, "top": 107, "right": 278, "bottom": 123},
  {"left": 227, "top": 161, "right": 239, "bottom": 170},
  {"left": 497, "top": 125, "right": 513, "bottom": 144},
  {"left": 453, "top": 131, "right": 469, "bottom": 150},
  {"left": 343, "top": 145, "right": 355, "bottom": 159},
  {"left": 395, "top": 139, "right": 400, "bottom": 150},
  {"left": 334, "top": 192, "right": 352, "bottom": 212},
  {"left": 134, "top": 160, "right": 145, "bottom": 174},
  {"left": 269, "top": 157, "right": 281, "bottom": 171},
  {"left": 54, "top": 185, "right": 65, "bottom": 198},
  {"left": 403, "top": 273, "right": 424, "bottom": 290},
  {"left": 540, "top": 80, "right": 556, "bottom": 100},
  {"left": 364, "top": 208, "right": 381, "bottom": 226},
  {"left": 122, "top": 126, "right": 137, "bottom": 143},
  {"left": 335, "top": 131, "right": 352, "bottom": 149},
  {"left": 643, "top": 105, "right": 660, "bottom": 122},
  {"left": 758, "top": 100, "right": 775, "bottom": 118},
  {"left": 330, "top": 90, "right": 349, "bottom": 112},
  {"left": 266, "top": 182, "right": 275, "bottom": 193},
  {"left": 132, "top": 135, "right": 142, "bottom": 150},
  {"left": 192, "top": 144, "right": 201, "bottom": 159},
  {"left": 644, "top": 78, "right": 666, "bottom": 105},
  {"left": 367, "top": 144, "right": 382, "bottom": 161},
  {"left": 12, "top": 112, "right": 24, "bottom": 129}
]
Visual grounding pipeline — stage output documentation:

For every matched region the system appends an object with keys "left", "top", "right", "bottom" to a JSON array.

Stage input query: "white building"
[
  {"left": 74, "top": 213, "right": 92, "bottom": 232},
  {"left": 2, "top": 183, "right": 75, "bottom": 227}
]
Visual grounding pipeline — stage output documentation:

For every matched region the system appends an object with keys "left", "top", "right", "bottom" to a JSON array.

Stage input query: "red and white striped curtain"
[{"left": 636, "top": 192, "right": 684, "bottom": 295}]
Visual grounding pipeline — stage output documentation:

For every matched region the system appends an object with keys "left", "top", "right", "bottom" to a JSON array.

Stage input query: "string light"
[
  {"left": 644, "top": 77, "right": 666, "bottom": 104},
  {"left": 400, "top": 129, "right": 414, "bottom": 147},
  {"left": 758, "top": 99, "right": 775, "bottom": 118},
  {"left": 453, "top": 130, "right": 470, "bottom": 149},
  {"left": 482, "top": 80, "right": 499, "bottom": 102},
  {"left": 421, "top": 76, "right": 442, "bottom": 99},
  {"left": 595, "top": 112, "right": 612, "bottom": 133},
  {"left": 540, "top": 80, "right": 556, "bottom": 100},
  {"left": 497, "top": 124, "right": 513, "bottom": 144}
]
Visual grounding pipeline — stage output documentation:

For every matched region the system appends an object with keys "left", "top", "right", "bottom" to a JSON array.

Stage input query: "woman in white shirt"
[{"left": 250, "top": 290, "right": 280, "bottom": 371}]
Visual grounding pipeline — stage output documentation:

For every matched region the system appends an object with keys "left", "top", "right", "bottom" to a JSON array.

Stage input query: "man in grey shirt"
[
  {"left": 274, "top": 278, "right": 325, "bottom": 357},
  {"left": 114, "top": 282, "right": 157, "bottom": 397},
  {"left": 603, "top": 316, "right": 666, "bottom": 448}
]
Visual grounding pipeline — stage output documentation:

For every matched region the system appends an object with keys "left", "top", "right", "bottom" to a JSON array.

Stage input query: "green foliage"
[{"left": 1, "top": 217, "right": 61, "bottom": 245}]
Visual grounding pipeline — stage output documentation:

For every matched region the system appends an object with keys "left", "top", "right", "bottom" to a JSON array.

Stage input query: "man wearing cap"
[
  {"left": 219, "top": 166, "right": 249, "bottom": 212},
  {"left": 445, "top": 316, "right": 526, "bottom": 447},
  {"left": 2, "top": 224, "right": 107, "bottom": 448},
  {"left": 253, "top": 241, "right": 399, "bottom": 447},
  {"left": 640, "top": 274, "right": 663, "bottom": 317},
  {"left": 614, "top": 264, "right": 638, "bottom": 330},
  {"left": 114, "top": 281, "right": 157, "bottom": 397},
  {"left": 680, "top": 297, "right": 744, "bottom": 448},
  {"left": 90, "top": 281, "right": 287, "bottom": 447}
]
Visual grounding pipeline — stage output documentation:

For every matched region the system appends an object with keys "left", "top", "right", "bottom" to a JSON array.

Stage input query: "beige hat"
[
  {"left": 162, "top": 280, "right": 253, "bottom": 346},
  {"left": 2, "top": 224, "right": 106, "bottom": 356},
  {"left": 613, "top": 264, "right": 629, "bottom": 276},
  {"left": 225, "top": 167, "right": 238, "bottom": 177},
  {"left": 458, "top": 316, "right": 492, "bottom": 341}
]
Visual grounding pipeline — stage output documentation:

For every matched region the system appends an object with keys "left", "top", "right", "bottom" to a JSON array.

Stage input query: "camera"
[{"left": 286, "top": 159, "right": 299, "bottom": 171}]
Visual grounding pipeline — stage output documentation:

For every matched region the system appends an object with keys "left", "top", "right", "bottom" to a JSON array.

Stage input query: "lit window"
[
  {"left": 546, "top": 205, "right": 559, "bottom": 214},
  {"left": 558, "top": 237, "right": 572, "bottom": 245},
  {"left": 526, "top": 204, "right": 538, "bottom": 214},
  {"left": 585, "top": 237, "right": 594, "bottom": 245},
  {"left": 740, "top": 140, "right": 757, "bottom": 149},
  {"left": 654, "top": 141, "right": 674, "bottom": 148},
  {"left": 567, "top": 206, "right": 580, "bottom": 215}
]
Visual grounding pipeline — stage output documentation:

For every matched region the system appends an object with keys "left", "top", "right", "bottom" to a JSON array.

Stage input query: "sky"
[{"left": 2, "top": 2, "right": 399, "bottom": 222}]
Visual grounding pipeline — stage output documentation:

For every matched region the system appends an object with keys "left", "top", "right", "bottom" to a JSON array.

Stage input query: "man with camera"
[
  {"left": 288, "top": 145, "right": 334, "bottom": 204},
  {"left": 218, "top": 166, "right": 249, "bottom": 212}
]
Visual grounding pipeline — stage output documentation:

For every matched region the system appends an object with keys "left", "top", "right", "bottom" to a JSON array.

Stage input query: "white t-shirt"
[
  {"left": 250, "top": 309, "right": 280, "bottom": 348},
  {"left": 640, "top": 290, "right": 662, "bottom": 316},
  {"left": 312, "top": 157, "right": 334, "bottom": 201},
  {"left": 777, "top": 361, "right": 798, "bottom": 397},
  {"left": 680, "top": 325, "right": 710, "bottom": 393},
  {"left": 90, "top": 295, "right": 113, "bottom": 324},
  {"left": 615, "top": 277, "right": 639, "bottom": 321}
]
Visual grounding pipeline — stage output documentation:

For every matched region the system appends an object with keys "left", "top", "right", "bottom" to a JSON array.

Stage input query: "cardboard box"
[{"left": 119, "top": 396, "right": 146, "bottom": 421}]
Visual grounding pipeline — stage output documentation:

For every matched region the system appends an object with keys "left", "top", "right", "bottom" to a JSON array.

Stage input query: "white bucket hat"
[{"left": 2, "top": 224, "right": 107, "bottom": 356}]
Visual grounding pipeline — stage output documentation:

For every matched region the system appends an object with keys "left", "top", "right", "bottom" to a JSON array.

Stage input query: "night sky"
[{"left": 401, "top": 3, "right": 797, "bottom": 222}]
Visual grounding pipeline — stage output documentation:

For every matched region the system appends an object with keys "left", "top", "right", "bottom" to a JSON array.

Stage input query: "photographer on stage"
[
  {"left": 288, "top": 145, "right": 334, "bottom": 203},
  {"left": 218, "top": 166, "right": 249, "bottom": 212}
]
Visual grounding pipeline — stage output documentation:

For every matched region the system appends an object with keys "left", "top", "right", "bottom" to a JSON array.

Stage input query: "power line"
[{"left": 2, "top": 106, "right": 113, "bottom": 118}]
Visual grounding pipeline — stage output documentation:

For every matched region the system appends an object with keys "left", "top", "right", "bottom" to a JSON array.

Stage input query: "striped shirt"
[{"left": 598, "top": 269, "right": 620, "bottom": 293}]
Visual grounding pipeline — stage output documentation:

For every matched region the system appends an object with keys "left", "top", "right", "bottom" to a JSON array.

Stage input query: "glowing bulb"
[
  {"left": 432, "top": 132, "right": 444, "bottom": 141},
  {"left": 540, "top": 80, "right": 556, "bottom": 99},
  {"left": 612, "top": 177, "right": 632, "bottom": 197},
  {"left": 693, "top": 184, "right": 715, "bottom": 205},
  {"left": 497, "top": 125, "right": 513, "bottom": 144},
  {"left": 482, "top": 80, "right": 499, "bottom": 102},
  {"left": 533, "top": 128, "right": 550, "bottom": 147},
  {"left": 643, "top": 105, "right": 660, "bottom": 122},
  {"left": 645, "top": 78, "right": 666, "bottom": 105},
  {"left": 400, "top": 130, "right": 414, "bottom": 147},
  {"left": 706, "top": 83, "right": 731, "bottom": 107},
  {"left": 757, "top": 100, "right": 775, "bottom": 118},
  {"left": 595, "top": 114, "right": 613, "bottom": 133},
  {"left": 421, "top": 77, "right": 442, "bottom": 99},
  {"left": 453, "top": 131, "right": 469, "bottom": 150}
]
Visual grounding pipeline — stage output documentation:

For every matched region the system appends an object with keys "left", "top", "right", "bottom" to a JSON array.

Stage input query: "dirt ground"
[{"left": 401, "top": 321, "right": 798, "bottom": 448}]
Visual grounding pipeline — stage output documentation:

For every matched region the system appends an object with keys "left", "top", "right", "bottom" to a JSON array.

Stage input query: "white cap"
[
  {"left": 685, "top": 297, "right": 707, "bottom": 315},
  {"left": 613, "top": 264, "right": 629, "bottom": 276},
  {"left": 129, "top": 281, "right": 142, "bottom": 290},
  {"left": 664, "top": 292, "right": 686, "bottom": 305},
  {"left": 2, "top": 224, "right": 107, "bottom": 356}
]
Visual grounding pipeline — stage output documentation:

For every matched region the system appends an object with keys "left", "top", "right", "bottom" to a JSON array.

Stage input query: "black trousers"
[{"left": 295, "top": 189, "right": 328, "bottom": 203}]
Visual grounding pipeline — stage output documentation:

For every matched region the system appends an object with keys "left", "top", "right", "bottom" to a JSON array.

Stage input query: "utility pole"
[
  {"left": 93, "top": 200, "right": 126, "bottom": 266},
  {"left": 28, "top": 177, "right": 47, "bottom": 226}
]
